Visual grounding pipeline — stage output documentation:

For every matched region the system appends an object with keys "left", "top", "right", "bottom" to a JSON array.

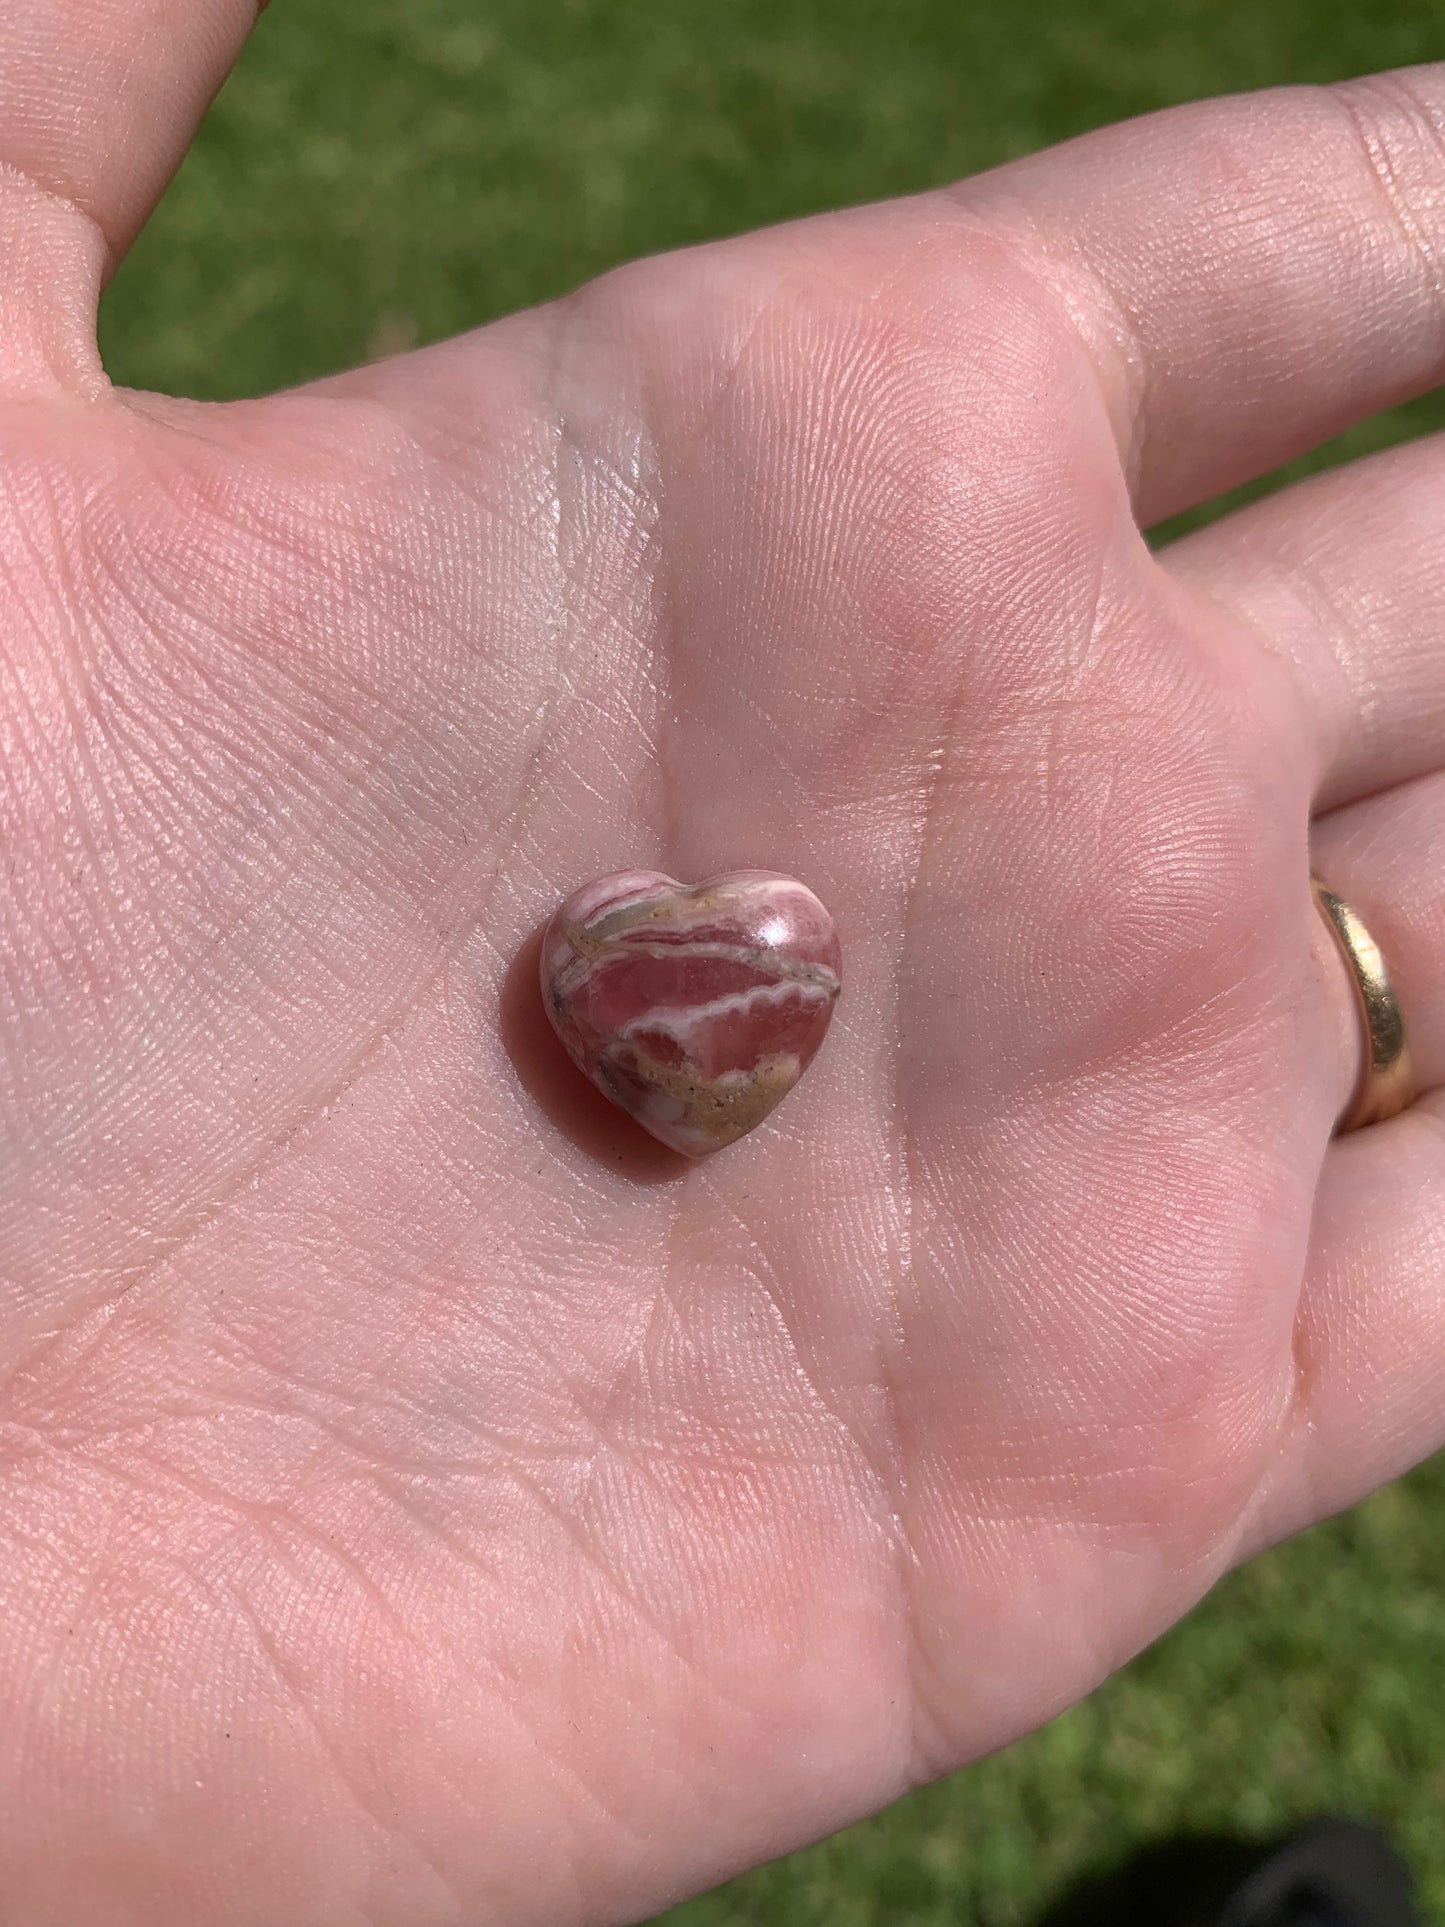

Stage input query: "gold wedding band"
[{"left": 1311, "top": 874, "right": 1414, "bottom": 1133}]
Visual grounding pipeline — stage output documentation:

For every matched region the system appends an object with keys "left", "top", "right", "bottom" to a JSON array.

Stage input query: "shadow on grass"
[
  {"left": 1033, "top": 1818, "right": 1421, "bottom": 1927},
  {"left": 1032, "top": 1835, "right": 1264, "bottom": 1927}
]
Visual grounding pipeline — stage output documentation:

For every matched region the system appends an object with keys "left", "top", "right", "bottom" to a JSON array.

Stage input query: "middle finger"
[{"left": 1161, "top": 430, "right": 1445, "bottom": 813}]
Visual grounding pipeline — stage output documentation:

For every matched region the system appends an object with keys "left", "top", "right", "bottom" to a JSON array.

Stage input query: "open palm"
[{"left": 3, "top": 10, "right": 1444, "bottom": 1924}]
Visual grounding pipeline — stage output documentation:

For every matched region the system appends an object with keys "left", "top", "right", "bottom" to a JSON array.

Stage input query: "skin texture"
[{"left": 1, "top": 10, "right": 1444, "bottom": 1923}]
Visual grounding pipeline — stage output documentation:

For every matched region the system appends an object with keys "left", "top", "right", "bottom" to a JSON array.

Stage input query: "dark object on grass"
[{"left": 1035, "top": 1817, "right": 1421, "bottom": 1927}]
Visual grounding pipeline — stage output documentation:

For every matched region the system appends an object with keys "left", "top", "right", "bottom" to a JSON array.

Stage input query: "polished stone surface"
[{"left": 540, "top": 869, "right": 841, "bottom": 1156}]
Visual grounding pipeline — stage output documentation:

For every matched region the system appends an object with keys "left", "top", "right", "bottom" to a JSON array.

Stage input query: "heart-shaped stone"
[{"left": 540, "top": 869, "right": 842, "bottom": 1157}]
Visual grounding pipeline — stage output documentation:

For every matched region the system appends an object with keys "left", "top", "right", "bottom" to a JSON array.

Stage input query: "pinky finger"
[{"left": 1245, "top": 1096, "right": 1445, "bottom": 1558}]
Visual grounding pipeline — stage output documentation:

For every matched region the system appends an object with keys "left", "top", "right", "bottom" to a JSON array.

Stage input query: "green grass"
[{"left": 99, "top": 2, "right": 1445, "bottom": 1919}]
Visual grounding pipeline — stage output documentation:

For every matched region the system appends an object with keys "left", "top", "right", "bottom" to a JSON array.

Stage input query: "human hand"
[{"left": 2, "top": 9, "right": 1443, "bottom": 1923}]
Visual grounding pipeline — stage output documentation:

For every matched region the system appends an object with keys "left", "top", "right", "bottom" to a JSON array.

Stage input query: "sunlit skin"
[{"left": 2, "top": 7, "right": 1444, "bottom": 1924}]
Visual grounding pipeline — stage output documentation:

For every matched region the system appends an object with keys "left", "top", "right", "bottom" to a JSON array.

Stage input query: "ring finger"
[
  {"left": 1246, "top": 759, "right": 1445, "bottom": 1549},
  {"left": 1311, "top": 770, "right": 1445, "bottom": 1101},
  {"left": 1158, "top": 433, "right": 1445, "bottom": 1535}
]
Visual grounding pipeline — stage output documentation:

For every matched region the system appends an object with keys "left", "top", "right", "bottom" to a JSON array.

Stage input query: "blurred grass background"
[{"left": 100, "top": 1, "right": 1445, "bottom": 1919}]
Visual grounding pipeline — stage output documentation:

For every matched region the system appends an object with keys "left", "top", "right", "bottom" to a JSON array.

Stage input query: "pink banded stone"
[{"left": 540, "top": 869, "right": 842, "bottom": 1157}]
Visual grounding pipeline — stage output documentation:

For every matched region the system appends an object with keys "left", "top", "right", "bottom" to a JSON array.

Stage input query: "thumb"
[{"left": 0, "top": 0, "right": 262, "bottom": 393}]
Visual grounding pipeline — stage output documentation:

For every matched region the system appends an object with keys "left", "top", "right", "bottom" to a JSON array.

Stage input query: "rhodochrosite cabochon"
[{"left": 540, "top": 870, "right": 842, "bottom": 1157}]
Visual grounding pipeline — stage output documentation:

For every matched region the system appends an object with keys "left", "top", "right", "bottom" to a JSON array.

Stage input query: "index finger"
[{"left": 957, "top": 68, "right": 1445, "bottom": 526}]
